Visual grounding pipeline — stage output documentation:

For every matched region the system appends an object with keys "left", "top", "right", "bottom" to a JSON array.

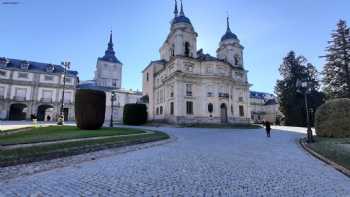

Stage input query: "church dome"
[
  {"left": 172, "top": 15, "right": 192, "bottom": 25},
  {"left": 221, "top": 31, "right": 238, "bottom": 41},
  {"left": 221, "top": 17, "right": 238, "bottom": 42},
  {"left": 171, "top": 0, "right": 192, "bottom": 26}
]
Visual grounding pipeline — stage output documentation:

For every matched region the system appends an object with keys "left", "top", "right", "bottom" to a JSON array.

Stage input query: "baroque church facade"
[{"left": 142, "top": 1, "right": 251, "bottom": 124}]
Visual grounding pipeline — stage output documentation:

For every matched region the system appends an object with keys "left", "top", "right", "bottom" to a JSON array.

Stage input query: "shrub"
[
  {"left": 75, "top": 89, "right": 106, "bottom": 130},
  {"left": 123, "top": 104, "right": 148, "bottom": 125},
  {"left": 315, "top": 98, "right": 350, "bottom": 137}
]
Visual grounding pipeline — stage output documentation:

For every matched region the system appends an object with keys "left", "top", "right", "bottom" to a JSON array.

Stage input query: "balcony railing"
[
  {"left": 218, "top": 93, "right": 229, "bottom": 98},
  {"left": 13, "top": 96, "right": 26, "bottom": 101},
  {"left": 40, "top": 98, "right": 53, "bottom": 103},
  {"left": 64, "top": 100, "right": 72, "bottom": 104},
  {"left": 186, "top": 91, "right": 192, "bottom": 97}
]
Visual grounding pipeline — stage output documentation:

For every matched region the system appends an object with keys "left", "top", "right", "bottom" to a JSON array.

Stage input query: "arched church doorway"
[
  {"left": 37, "top": 105, "right": 54, "bottom": 121},
  {"left": 220, "top": 103, "right": 228, "bottom": 123},
  {"left": 9, "top": 103, "right": 28, "bottom": 120}
]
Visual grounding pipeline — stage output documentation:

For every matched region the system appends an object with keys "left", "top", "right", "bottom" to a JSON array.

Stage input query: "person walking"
[{"left": 265, "top": 121, "right": 271, "bottom": 137}]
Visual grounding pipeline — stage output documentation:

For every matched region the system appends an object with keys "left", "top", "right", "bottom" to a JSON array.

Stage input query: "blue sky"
[{"left": 1, "top": 0, "right": 349, "bottom": 93}]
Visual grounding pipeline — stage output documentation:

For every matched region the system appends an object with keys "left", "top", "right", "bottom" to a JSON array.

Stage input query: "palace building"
[
  {"left": 0, "top": 57, "right": 78, "bottom": 121},
  {"left": 249, "top": 91, "right": 284, "bottom": 124},
  {"left": 142, "top": 1, "right": 251, "bottom": 124}
]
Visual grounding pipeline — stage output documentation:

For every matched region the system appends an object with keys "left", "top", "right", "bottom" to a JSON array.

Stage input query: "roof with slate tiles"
[{"left": 0, "top": 57, "right": 78, "bottom": 76}]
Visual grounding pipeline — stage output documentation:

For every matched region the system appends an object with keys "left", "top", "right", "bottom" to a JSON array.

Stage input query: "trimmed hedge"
[
  {"left": 75, "top": 89, "right": 106, "bottom": 130},
  {"left": 123, "top": 104, "right": 148, "bottom": 125},
  {"left": 315, "top": 98, "right": 350, "bottom": 138}
]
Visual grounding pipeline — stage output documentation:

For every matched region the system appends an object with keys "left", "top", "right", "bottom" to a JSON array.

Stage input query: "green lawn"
[
  {"left": 0, "top": 126, "right": 169, "bottom": 167},
  {"left": 0, "top": 126, "right": 145, "bottom": 146},
  {"left": 308, "top": 136, "right": 350, "bottom": 170}
]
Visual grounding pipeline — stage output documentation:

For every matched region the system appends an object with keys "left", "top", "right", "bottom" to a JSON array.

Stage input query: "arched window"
[
  {"left": 170, "top": 102, "right": 174, "bottom": 115},
  {"left": 234, "top": 56, "right": 240, "bottom": 66},
  {"left": 185, "top": 42, "right": 190, "bottom": 57},
  {"left": 171, "top": 44, "right": 175, "bottom": 57},
  {"left": 208, "top": 103, "right": 213, "bottom": 113}
]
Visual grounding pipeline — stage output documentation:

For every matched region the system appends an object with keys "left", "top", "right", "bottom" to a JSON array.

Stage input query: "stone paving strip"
[{"left": 0, "top": 130, "right": 154, "bottom": 150}]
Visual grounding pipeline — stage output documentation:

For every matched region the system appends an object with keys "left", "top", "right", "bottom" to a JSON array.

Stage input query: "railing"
[
  {"left": 186, "top": 91, "right": 192, "bottom": 97},
  {"left": 218, "top": 93, "right": 229, "bottom": 98},
  {"left": 40, "top": 98, "right": 53, "bottom": 103},
  {"left": 13, "top": 96, "right": 26, "bottom": 101},
  {"left": 64, "top": 100, "right": 72, "bottom": 104}
]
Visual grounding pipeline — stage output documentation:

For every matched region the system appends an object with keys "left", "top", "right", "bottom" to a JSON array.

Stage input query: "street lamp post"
[
  {"left": 296, "top": 79, "right": 314, "bottom": 143},
  {"left": 57, "top": 61, "right": 70, "bottom": 125},
  {"left": 110, "top": 91, "right": 116, "bottom": 128}
]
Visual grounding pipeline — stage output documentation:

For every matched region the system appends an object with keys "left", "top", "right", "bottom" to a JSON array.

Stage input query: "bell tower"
[
  {"left": 95, "top": 31, "right": 123, "bottom": 89},
  {"left": 160, "top": 0, "right": 198, "bottom": 61},
  {"left": 217, "top": 17, "right": 244, "bottom": 67}
]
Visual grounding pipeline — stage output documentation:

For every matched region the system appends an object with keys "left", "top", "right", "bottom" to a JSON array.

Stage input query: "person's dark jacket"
[{"left": 265, "top": 121, "right": 271, "bottom": 131}]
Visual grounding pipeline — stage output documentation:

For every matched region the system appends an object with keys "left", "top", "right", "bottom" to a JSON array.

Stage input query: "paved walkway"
[
  {"left": 0, "top": 121, "right": 75, "bottom": 131},
  {"left": 0, "top": 127, "right": 350, "bottom": 196}
]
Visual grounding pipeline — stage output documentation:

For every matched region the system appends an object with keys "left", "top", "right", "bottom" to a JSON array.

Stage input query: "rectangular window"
[
  {"left": 64, "top": 91, "right": 72, "bottom": 103},
  {"left": 0, "top": 70, "right": 6, "bottom": 76},
  {"left": 186, "top": 84, "right": 192, "bottom": 96},
  {"left": 156, "top": 107, "right": 159, "bottom": 115},
  {"left": 15, "top": 88, "right": 26, "bottom": 100},
  {"left": 170, "top": 102, "right": 174, "bottom": 115},
  {"left": 18, "top": 73, "right": 28, "bottom": 78},
  {"left": 207, "top": 92, "right": 213, "bottom": 97},
  {"left": 239, "top": 105, "right": 244, "bottom": 117},
  {"left": 42, "top": 90, "right": 53, "bottom": 99},
  {"left": 186, "top": 101, "right": 193, "bottom": 115},
  {"left": 44, "top": 75, "right": 54, "bottom": 81},
  {"left": 217, "top": 66, "right": 225, "bottom": 74},
  {"left": 170, "top": 85, "right": 174, "bottom": 97},
  {"left": 146, "top": 73, "right": 149, "bottom": 81},
  {"left": 112, "top": 80, "right": 117, "bottom": 87},
  {"left": 185, "top": 64, "right": 193, "bottom": 72},
  {"left": 65, "top": 77, "right": 72, "bottom": 83},
  {"left": 206, "top": 66, "right": 213, "bottom": 73},
  {"left": 0, "top": 86, "right": 5, "bottom": 96},
  {"left": 239, "top": 97, "right": 244, "bottom": 102},
  {"left": 160, "top": 106, "right": 163, "bottom": 115}
]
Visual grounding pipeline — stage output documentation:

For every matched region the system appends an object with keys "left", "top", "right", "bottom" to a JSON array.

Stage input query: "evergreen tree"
[
  {"left": 322, "top": 20, "right": 350, "bottom": 99},
  {"left": 275, "top": 51, "right": 325, "bottom": 126}
]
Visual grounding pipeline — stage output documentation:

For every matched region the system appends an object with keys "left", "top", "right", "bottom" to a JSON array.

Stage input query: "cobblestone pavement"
[{"left": 1, "top": 127, "right": 350, "bottom": 196}]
